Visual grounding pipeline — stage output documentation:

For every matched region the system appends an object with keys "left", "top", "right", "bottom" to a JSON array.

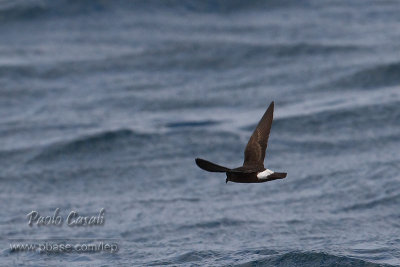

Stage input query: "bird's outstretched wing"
[
  {"left": 195, "top": 158, "right": 231, "bottom": 172},
  {"left": 243, "top": 101, "right": 274, "bottom": 168}
]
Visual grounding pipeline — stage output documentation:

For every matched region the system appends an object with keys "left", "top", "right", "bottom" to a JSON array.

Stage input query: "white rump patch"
[{"left": 257, "top": 169, "right": 274, "bottom": 179}]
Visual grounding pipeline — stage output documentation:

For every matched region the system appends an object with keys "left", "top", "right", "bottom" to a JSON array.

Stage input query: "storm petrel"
[{"left": 195, "top": 101, "right": 287, "bottom": 183}]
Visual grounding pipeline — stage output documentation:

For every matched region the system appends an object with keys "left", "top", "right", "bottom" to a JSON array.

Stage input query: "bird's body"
[
  {"left": 227, "top": 169, "right": 287, "bottom": 183},
  {"left": 195, "top": 101, "right": 287, "bottom": 184}
]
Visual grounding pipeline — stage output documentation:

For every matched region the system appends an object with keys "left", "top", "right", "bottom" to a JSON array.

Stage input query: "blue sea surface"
[{"left": 0, "top": 0, "right": 400, "bottom": 266}]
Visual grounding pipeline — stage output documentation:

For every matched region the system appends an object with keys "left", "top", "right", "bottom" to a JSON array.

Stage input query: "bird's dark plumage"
[
  {"left": 195, "top": 158, "right": 231, "bottom": 173},
  {"left": 243, "top": 101, "right": 274, "bottom": 170},
  {"left": 195, "top": 101, "right": 287, "bottom": 183}
]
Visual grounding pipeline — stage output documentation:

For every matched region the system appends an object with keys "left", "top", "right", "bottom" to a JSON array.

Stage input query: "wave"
[
  {"left": 327, "top": 61, "right": 400, "bottom": 90},
  {"left": 340, "top": 193, "right": 400, "bottom": 212},
  {"left": 0, "top": 0, "right": 47, "bottom": 21},
  {"left": 272, "top": 100, "right": 400, "bottom": 133},
  {"left": 130, "top": 0, "right": 305, "bottom": 14},
  {"left": 137, "top": 197, "right": 200, "bottom": 204},
  {"left": 238, "top": 99, "right": 400, "bottom": 156},
  {"left": 0, "top": 0, "right": 116, "bottom": 22},
  {"left": 0, "top": 41, "right": 361, "bottom": 79},
  {"left": 149, "top": 250, "right": 392, "bottom": 266},
  {"left": 148, "top": 250, "right": 224, "bottom": 266},
  {"left": 137, "top": 41, "right": 359, "bottom": 72},
  {"left": 179, "top": 218, "right": 259, "bottom": 230},
  {"left": 29, "top": 128, "right": 151, "bottom": 162},
  {"left": 233, "top": 251, "right": 393, "bottom": 267},
  {"left": 0, "top": 0, "right": 307, "bottom": 22},
  {"left": 166, "top": 120, "right": 220, "bottom": 128}
]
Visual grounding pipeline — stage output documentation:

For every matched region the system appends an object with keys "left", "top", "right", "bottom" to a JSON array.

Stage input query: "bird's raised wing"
[{"left": 243, "top": 101, "right": 274, "bottom": 168}]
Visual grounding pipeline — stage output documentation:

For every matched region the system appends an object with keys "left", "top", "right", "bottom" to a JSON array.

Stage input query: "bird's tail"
[
  {"left": 195, "top": 158, "right": 231, "bottom": 172},
  {"left": 268, "top": 172, "right": 287, "bottom": 179}
]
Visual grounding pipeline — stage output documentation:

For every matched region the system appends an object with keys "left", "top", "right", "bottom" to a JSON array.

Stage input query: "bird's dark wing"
[
  {"left": 195, "top": 158, "right": 231, "bottom": 172},
  {"left": 243, "top": 101, "right": 274, "bottom": 168}
]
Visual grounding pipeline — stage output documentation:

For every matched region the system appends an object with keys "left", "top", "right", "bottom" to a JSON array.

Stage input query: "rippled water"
[{"left": 1, "top": 0, "right": 400, "bottom": 266}]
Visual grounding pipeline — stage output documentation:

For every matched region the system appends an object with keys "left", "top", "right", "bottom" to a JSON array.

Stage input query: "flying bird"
[{"left": 195, "top": 101, "right": 287, "bottom": 183}]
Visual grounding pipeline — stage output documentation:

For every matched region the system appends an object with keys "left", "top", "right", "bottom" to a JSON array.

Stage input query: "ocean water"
[{"left": 1, "top": 0, "right": 400, "bottom": 266}]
